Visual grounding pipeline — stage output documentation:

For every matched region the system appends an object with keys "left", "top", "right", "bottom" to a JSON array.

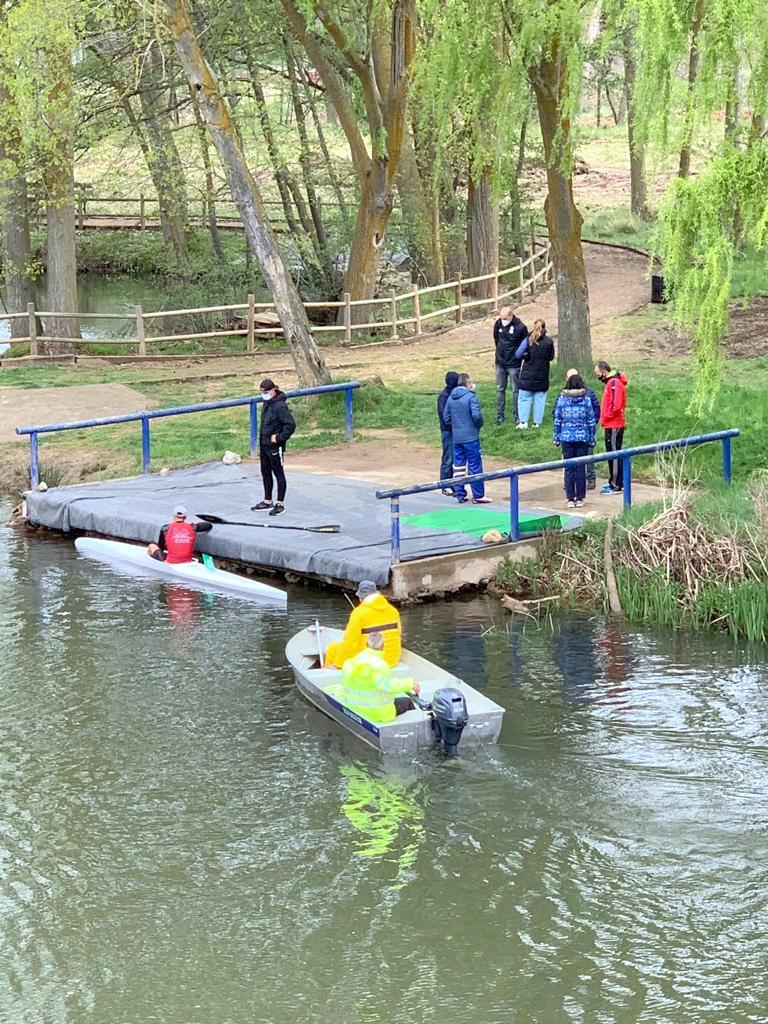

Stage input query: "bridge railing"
[
  {"left": 1, "top": 239, "right": 553, "bottom": 359},
  {"left": 375, "top": 430, "right": 740, "bottom": 564},
  {"left": 16, "top": 381, "right": 361, "bottom": 489}
]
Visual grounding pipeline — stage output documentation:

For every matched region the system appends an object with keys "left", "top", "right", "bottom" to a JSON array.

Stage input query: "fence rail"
[
  {"left": 375, "top": 431, "right": 740, "bottom": 564},
  {"left": 2, "top": 239, "right": 553, "bottom": 360},
  {"left": 16, "top": 381, "right": 361, "bottom": 489}
]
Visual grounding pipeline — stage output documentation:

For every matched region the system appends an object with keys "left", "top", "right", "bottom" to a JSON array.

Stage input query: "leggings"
[{"left": 260, "top": 445, "right": 287, "bottom": 502}]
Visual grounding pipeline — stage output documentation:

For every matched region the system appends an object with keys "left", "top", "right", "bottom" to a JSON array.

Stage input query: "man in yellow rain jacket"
[
  {"left": 324, "top": 580, "right": 402, "bottom": 668},
  {"left": 327, "top": 632, "right": 420, "bottom": 724}
]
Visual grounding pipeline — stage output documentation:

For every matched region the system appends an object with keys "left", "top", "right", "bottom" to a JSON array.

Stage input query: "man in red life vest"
[{"left": 147, "top": 505, "right": 213, "bottom": 563}]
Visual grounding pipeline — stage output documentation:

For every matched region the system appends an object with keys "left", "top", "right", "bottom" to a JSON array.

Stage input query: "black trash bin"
[{"left": 651, "top": 272, "right": 666, "bottom": 304}]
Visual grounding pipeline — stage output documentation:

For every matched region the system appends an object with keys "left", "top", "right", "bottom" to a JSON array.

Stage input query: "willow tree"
[
  {"left": 280, "top": 0, "right": 417, "bottom": 304},
  {"left": 164, "top": 0, "right": 330, "bottom": 386}
]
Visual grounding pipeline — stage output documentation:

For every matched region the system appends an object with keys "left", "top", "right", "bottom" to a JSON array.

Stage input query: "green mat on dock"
[{"left": 401, "top": 506, "right": 566, "bottom": 538}]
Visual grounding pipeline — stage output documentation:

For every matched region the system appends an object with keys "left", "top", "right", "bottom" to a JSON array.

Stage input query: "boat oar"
[
  {"left": 195, "top": 513, "right": 340, "bottom": 534},
  {"left": 314, "top": 619, "right": 325, "bottom": 668}
]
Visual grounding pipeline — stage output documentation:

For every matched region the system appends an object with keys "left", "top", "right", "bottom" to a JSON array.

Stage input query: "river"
[{"left": 2, "top": 511, "right": 766, "bottom": 1023}]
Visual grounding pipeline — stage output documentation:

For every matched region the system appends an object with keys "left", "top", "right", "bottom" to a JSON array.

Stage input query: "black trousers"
[
  {"left": 260, "top": 445, "right": 287, "bottom": 502},
  {"left": 605, "top": 428, "right": 625, "bottom": 489}
]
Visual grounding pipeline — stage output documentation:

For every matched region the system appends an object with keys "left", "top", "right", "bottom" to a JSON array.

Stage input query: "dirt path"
[{"left": 0, "top": 383, "right": 154, "bottom": 443}]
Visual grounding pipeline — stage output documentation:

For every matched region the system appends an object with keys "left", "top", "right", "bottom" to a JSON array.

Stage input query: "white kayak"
[
  {"left": 74, "top": 536, "right": 287, "bottom": 603},
  {"left": 286, "top": 626, "right": 504, "bottom": 755}
]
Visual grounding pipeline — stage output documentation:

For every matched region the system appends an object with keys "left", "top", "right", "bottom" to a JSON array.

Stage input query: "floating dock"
[{"left": 24, "top": 462, "right": 573, "bottom": 599}]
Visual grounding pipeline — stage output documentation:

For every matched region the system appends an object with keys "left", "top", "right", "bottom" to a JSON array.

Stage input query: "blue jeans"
[
  {"left": 453, "top": 439, "right": 484, "bottom": 500},
  {"left": 562, "top": 441, "right": 589, "bottom": 501},
  {"left": 518, "top": 389, "right": 548, "bottom": 426},
  {"left": 440, "top": 429, "right": 454, "bottom": 486}
]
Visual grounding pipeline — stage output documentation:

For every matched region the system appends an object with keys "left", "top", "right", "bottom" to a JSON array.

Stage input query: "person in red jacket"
[
  {"left": 147, "top": 505, "right": 213, "bottom": 563},
  {"left": 594, "top": 361, "right": 628, "bottom": 493}
]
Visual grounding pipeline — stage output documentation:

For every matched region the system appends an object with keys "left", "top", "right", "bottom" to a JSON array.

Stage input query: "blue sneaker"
[{"left": 600, "top": 485, "right": 614, "bottom": 495}]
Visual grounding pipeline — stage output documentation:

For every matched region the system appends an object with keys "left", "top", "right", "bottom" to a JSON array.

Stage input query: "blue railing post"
[
  {"left": 141, "top": 416, "right": 151, "bottom": 474},
  {"left": 390, "top": 496, "right": 401, "bottom": 564},
  {"left": 250, "top": 399, "right": 259, "bottom": 457},
  {"left": 509, "top": 474, "right": 520, "bottom": 542},
  {"left": 722, "top": 436, "right": 732, "bottom": 484},
  {"left": 623, "top": 456, "right": 632, "bottom": 509},
  {"left": 30, "top": 432, "right": 39, "bottom": 489},
  {"left": 345, "top": 387, "right": 354, "bottom": 441}
]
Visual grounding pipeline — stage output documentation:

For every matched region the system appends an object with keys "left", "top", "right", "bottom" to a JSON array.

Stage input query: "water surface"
[{"left": 1, "top": 514, "right": 766, "bottom": 1023}]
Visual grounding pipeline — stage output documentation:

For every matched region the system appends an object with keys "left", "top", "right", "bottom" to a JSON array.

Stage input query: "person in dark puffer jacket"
[
  {"left": 517, "top": 319, "right": 555, "bottom": 428},
  {"left": 493, "top": 306, "right": 528, "bottom": 425},
  {"left": 553, "top": 372, "right": 596, "bottom": 508},
  {"left": 437, "top": 371, "right": 459, "bottom": 495},
  {"left": 251, "top": 378, "right": 296, "bottom": 517}
]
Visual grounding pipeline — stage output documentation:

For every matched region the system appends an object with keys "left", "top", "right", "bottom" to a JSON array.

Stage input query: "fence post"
[
  {"left": 345, "top": 387, "right": 354, "bottom": 440},
  {"left": 509, "top": 475, "right": 520, "bottom": 542},
  {"left": 623, "top": 457, "right": 632, "bottom": 509},
  {"left": 413, "top": 283, "right": 422, "bottom": 336},
  {"left": 530, "top": 216, "right": 537, "bottom": 258},
  {"left": 28, "top": 302, "right": 37, "bottom": 357},
  {"left": 136, "top": 305, "right": 146, "bottom": 357},
  {"left": 722, "top": 436, "right": 732, "bottom": 484},
  {"left": 456, "top": 274, "right": 463, "bottom": 323},
  {"left": 141, "top": 417, "right": 151, "bottom": 473},
  {"left": 250, "top": 399, "right": 259, "bottom": 456},
  {"left": 389, "top": 289, "right": 398, "bottom": 341},
  {"left": 517, "top": 264, "right": 524, "bottom": 300},
  {"left": 247, "top": 292, "right": 255, "bottom": 354},
  {"left": 343, "top": 292, "right": 352, "bottom": 344},
  {"left": 29, "top": 432, "right": 39, "bottom": 489},
  {"left": 390, "top": 496, "right": 401, "bottom": 565},
  {"left": 139, "top": 192, "right": 146, "bottom": 230},
  {"left": 77, "top": 196, "right": 85, "bottom": 230},
  {"left": 491, "top": 267, "right": 499, "bottom": 311}
]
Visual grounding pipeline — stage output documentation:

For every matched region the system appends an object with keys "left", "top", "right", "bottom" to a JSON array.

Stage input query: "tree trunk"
[
  {"left": 296, "top": 60, "right": 350, "bottom": 224},
  {"left": 189, "top": 86, "right": 225, "bottom": 261},
  {"left": 678, "top": 0, "right": 705, "bottom": 179},
  {"left": 138, "top": 40, "right": 189, "bottom": 259},
  {"left": 596, "top": 78, "right": 602, "bottom": 127},
  {"left": 284, "top": 38, "right": 326, "bottom": 250},
  {"left": 342, "top": 164, "right": 394, "bottom": 304},
  {"left": 165, "top": 0, "right": 329, "bottom": 385},
  {"left": 467, "top": 167, "right": 498, "bottom": 298},
  {"left": 623, "top": 33, "right": 651, "bottom": 220},
  {"left": 530, "top": 52, "right": 592, "bottom": 371},
  {"left": 43, "top": 40, "right": 79, "bottom": 350},
  {"left": 0, "top": 52, "right": 33, "bottom": 337},
  {"left": 396, "top": 131, "right": 443, "bottom": 284},
  {"left": 509, "top": 112, "right": 529, "bottom": 258}
]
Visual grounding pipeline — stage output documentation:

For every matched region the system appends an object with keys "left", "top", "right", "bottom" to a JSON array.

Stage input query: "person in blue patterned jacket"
[{"left": 553, "top": 372, "right": 597, "bottom": 509}]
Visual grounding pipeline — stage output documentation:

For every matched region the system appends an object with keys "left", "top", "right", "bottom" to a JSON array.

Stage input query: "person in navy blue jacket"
[
  {"left": 443, "top": 373, "right": 492, "bottom": 504},
  {"left": 437, "top": 371, "right": 459, "bottom": 495},
  {"left": 566, "top": 367, "right": 600, "bottom": 491},
  {"left": 553, "top": 372, "right": 596, "bottom": 508}
]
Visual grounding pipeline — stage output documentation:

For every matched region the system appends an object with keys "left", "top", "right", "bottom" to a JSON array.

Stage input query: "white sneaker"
[
  {"left": 516, "top": 422, "right": 528, "bottom": 430},
  {"left": 575, "top": 500, "right": 584, "bottom": 508},
  {"left": 567, "top": 500, "right": 576, "bottom": 509}
]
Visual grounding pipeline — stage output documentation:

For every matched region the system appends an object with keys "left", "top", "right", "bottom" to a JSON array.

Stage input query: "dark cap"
[
  {"left": 355, "top": 580, "right": 377, "bottom": 599},
  {"left": 259, "top": 379, "right": 276, "bottom": 392}
]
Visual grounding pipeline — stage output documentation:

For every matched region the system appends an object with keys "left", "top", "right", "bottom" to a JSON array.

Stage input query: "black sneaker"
[
  {"left": 496, "top": 416, "right": 504, "bottom": 426},
  {"left": 269, "top": 502, "right": 285, "bottom": 517},
  {"left": 251, "top": 500, "right": 273, "bottom": 511}
]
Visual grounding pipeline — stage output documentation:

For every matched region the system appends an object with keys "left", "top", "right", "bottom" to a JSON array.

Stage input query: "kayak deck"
[{"left": 286, "top": 626, "right": 504, "bottom": 754}]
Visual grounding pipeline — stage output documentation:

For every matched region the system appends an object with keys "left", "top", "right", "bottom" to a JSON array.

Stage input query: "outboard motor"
[{"left": 431, "top": 687, "right": 469, "bottom": 756}]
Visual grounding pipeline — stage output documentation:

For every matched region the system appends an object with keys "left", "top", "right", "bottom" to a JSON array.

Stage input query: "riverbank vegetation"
[{"left": 495, "top": 479, "right": 768, "bottom": 643}]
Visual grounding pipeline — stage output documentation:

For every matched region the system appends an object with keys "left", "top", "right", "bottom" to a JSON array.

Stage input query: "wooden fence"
[{"left": 2, "top": 240, "right": 553, "bottom": 359}]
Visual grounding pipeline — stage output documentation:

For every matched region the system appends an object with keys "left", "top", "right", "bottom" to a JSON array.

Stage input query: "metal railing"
[
  {"left": 1, "top": 239, "right": 553, "bottom": 357},
  {"left": 16, "top": 381, "right": 360, "bottom": 489},
  {"left": 375, "top": 430, "right": 740, "bottom": 564}
]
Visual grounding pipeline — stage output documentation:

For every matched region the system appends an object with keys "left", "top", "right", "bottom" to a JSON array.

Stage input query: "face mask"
[
  {"left": 501, "top": 319, "right": 511, "bottom": 326},
  {"left": 261, "top": 391, "right": 272, "bottom": 400}
]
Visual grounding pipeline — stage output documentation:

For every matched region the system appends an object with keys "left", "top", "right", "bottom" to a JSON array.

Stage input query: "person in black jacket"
[
  {"left": 251, "top": 379, "right": 296, "bottom": 517},
  {"left": 493, "top": 306, "right": 528, "bottom": 425},
  {"left": 437, "top": 371, "right": 459, "bottom": 495},
  {"left": 517, "top": 319, "right": 555, "bottom": 428}
]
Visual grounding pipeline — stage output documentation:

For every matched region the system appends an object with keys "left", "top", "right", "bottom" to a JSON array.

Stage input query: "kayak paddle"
[
  {"left": 201, "top": 553, "right": 216, "bottom": 572},
  {"left": 195, "top": 513, "right": 341, "bottom": 534}
]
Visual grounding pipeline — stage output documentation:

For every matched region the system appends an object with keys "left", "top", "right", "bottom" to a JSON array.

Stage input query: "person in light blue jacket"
[
  {"left": 553, "top": 372, "right": 596, "bottom": 509},
  {"left": 442, "top": 373, "right": 492, "bottom": 504}
]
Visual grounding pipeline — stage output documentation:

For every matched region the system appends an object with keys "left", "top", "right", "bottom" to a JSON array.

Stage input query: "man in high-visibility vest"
[
  {"left": 327, "top": 632, "right": 420, "bottom": 724},
  {"left": 324, "top": 580, "right": 401, "bottom": 668}
]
